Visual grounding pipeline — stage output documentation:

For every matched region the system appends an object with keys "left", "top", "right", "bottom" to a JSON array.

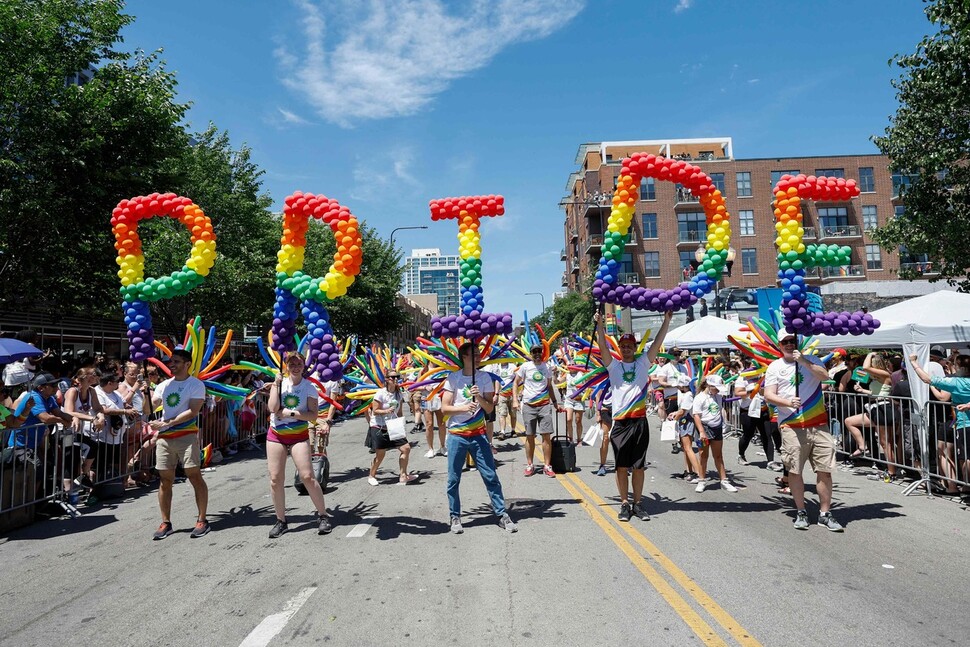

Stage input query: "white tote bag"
[
  {"left": 385, "top": 416, "right": 407, "bottom": 441},
  {"left": 660, "top": 419, "right": 678, "bottom": 442},
  {"left": 582, "top": 424, "right": 603, "bottom": 447}
]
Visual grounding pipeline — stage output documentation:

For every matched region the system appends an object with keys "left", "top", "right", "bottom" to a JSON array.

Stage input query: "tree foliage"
[
  {"left": 530, "top": 291, "right": 595, "bottom": 336},
  {"left": 872, "top": 0, "right": 970, "bottom": 290}
]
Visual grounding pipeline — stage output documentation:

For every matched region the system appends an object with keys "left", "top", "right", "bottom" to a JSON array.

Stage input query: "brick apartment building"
[{"left": 560, "top": 138, "right": 930, "bottom": 316}]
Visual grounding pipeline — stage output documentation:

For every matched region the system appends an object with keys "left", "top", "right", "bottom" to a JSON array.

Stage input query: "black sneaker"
[
  {"left": 632, "top": 501, "right": 650, "bottom": 521},
  {"left": 317, "top": 515, "right": 332, "bottom": 535},
  {"left": 618, "top": 502, "right": 632, "bottom": 522},
  {"left": 74, "top": 475, "right": 94, "bottom": 490},
  {"left": 190, "top": 519, "right": 211, "bottom": 538},
  {"left": 269, "top": 519, "right": 288, "bottom": 539},
  {"left": 152, "top": 521, "right": 174, "bottom": 541}
]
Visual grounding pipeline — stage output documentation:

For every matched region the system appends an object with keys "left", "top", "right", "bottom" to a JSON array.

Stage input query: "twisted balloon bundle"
[
  {"left": 149, "top": 317, "right": 250, "bottom": 401},
  {"left": 407, "top": 335, "right": 521, "bottom": 401}
]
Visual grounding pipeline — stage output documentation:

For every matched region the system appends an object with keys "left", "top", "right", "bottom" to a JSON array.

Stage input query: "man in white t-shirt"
[
  {"left": 513, "top": 346, "right": 561, "bottom": 478},
  {"left": 149, "top": 349, "right": 210, "bottom": 540},
  {"left": 764, "top": 333, "right": 843, "bottom": 532},
  {"left": 595, "top": 310, "right": 673, "bottom": 523}
]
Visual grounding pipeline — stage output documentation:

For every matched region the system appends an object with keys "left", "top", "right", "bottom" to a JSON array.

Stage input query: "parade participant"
[
  {"left": 440, "top": 342, "right": 516, "bottom": 534},
  {"left": 562, "top": 368, "right": 586, "bottom": 446},
  {"left": 513, "top": 344, "right": 561, "bottom": 478},
  {"left": 690, "top": 374, "right": 738, "bottom": 493},
  {"left": 484, "top": 371, "right": 502, "bottom": 454},
  {"left": 367, "top": 371, "right": 417, "bottom": 486},
  {"left": 735, "top": 367, "right": 778, "bottom": 469},
  {"left": 594, "top": 391, "right": 613, "bottom": 476},
  {"left": 668, "top": 374, "right": 702, "bottom": 481},
  {"left": 266, "top": 351, "right": 331, "bottom": 538},
  {"left": 148, "top": 349, "right": 211, "bottom": 540},
  {"left": 422, "top": 383, "right": 446, "bottom": 458},
  {"left": 764, "top": 333, "right": 843, "bottom": 531},
  {"left": 495, "top": 362, "right": 517, "bottom": 439},
  {"left": 595, "top": 310, "right": 673, "bottom": 522}
]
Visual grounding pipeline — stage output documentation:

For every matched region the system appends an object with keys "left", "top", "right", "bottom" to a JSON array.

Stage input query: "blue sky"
[{"left": 122, "top": 0, "right": 929, "bottom": 322}]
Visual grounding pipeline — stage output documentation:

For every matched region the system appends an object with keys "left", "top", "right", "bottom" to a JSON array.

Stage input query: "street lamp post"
[
  {"left": 525, "top": 291, "right": 546, "bottom": 314},
  {"left": 387, "top": 225, "right": 428, "bottom": 352}
]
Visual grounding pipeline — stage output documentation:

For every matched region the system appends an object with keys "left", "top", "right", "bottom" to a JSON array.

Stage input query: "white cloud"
[
  {"left": 278, "top": 107, "right": 312, "bottom": 125},
  {"left": 350, "top": 145, "right": 421, "bottom": 201},
  {"left": 278, "top": 0, "right": 585, "bottom": 126},
  {"left": 674, "top": 0, "right": 693, "bottom": 13},
  {"left": 747, "top": 78, "right": 760, "bottom": 84}
]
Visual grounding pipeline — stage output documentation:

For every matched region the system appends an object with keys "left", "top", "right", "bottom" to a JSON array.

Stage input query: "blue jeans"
[{"left": 445, "top": 433, "right": 506, "bottom": 518}]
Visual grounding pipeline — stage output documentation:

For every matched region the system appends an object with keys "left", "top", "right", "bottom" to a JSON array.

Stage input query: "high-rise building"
[
  {"left": 561, "top": 137, "right": 932, "bottom": 317},
  {"left": 402, "top": 248, "right": 461, "bottom": 317}
]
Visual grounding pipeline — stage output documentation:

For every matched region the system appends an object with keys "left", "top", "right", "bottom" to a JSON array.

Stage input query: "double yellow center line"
[{"left": 533, "top": 445, "right": 762, "bottom": 647}]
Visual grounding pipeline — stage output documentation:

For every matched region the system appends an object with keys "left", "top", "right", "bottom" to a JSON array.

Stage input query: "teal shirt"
[{"left": 931, "top": 376, "right": 970, "bottom": 429}]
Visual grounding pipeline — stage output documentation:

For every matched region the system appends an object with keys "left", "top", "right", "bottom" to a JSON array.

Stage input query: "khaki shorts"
[
  {"left": 780, "top": 424, "right": 836, "bottom": 474},
  {"left": 496, "top": 397, "right": 511, "bottom": 418},
  {"left": 156, "top": 434, "right": 200, "bottom": 471}
]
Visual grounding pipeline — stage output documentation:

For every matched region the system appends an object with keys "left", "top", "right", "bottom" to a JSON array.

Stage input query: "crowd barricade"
[
  {"left": 725, "top": 399, "right": 742, "bottom": 437},
  {"left": 823, "top": 390, "right": 970, "bottom": 495},
  {"left": 1, "top": 424, "right": 61, "bottom": 528}
]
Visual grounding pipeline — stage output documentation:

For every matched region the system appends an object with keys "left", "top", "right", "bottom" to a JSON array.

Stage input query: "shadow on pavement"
[
  {"left": 207, "top": 503, "right": 276, "bottom": 530},
  {"left": 373, "top": 515, "right": 452, "bottom": 538},
  {"left": 1, "top": 511, "right": 118, "bottom": 542}
]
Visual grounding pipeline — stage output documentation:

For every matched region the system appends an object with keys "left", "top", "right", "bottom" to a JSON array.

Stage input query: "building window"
[
  {"left": 771, "top": 170, "right": 800, "bottom": 188},
  {"left": 862, "top": 205, "right": 878, "bottom": 231},
  {"left": 642, "top": 213, "right": 657, "bottom": 239},
  {"left": 679, "top": 250, "right": 694, "bottom": 275},
  {"left": 865, "top": 244, "right": 882, "bottom": 270},
  {"left": 640, "top": 177, "right": 656, "bottom": 201},
  {"left": 815, "top": 168, "right": 844, "bottom": 178},
  {"left": 736, "top": 172, "right": 752, "bottom": 197},
  {"left": 859, "top": 167, "right": 875, "bottom": 192},
  {"left": 818, "top": 206, "right": 849, "bottom": 228},
  {"left": 894, "top": 205, "right": 906, "bottom": 218},
  {"left": 677, "top": 211, "right": 706, "bottom": 244},
  {"left": 739, "top": 210, "right": 755, "bottom": 236},
  {"left": 892, "top": 172, "right": 914, "bottom": 196},
  {"left": 709, "top": 173, "right": 726, "bottom": 195},
  {"left": 741, "top": 248, "right": 758, "bottom": 274},
  {"left": 643, "top": 252, "right": 660, "bottom": 278}
]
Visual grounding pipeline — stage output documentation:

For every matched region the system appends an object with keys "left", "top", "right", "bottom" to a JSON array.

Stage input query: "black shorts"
[
  {"left": 955, "top": 426, "right": 970, "bottom": 464},
  {"left": 866, "top": 401, "right": 894, "bottom": 427},
  {"left": 610, "top": 417, "right": 650, "bottom": 469},
  {"left": 599, "top": 407, "right": 613, "bottom": 427},
  {"left": 485, "top": 409, "right": 496, "bottom": 423},
  {"left": 370, "top": 426, "right": 407, "bottom": 451},
  {"left": 696, "top": 423, "right": 724, "bottom": 443}
]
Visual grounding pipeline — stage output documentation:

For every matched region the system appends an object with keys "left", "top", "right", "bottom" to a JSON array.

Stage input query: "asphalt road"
[{"left": 1, "top": 412, "right": 968, "bottom": 647}]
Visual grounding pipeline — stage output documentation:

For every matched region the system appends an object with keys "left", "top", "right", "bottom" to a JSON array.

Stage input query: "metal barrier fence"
[{"left": 0, "top": 392, "right": 271, "bottom": 529}]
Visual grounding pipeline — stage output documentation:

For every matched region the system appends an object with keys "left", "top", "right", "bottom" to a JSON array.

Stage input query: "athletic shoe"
[
  {"left": 269, "top": 520, "right": 288, "bottom": 539},
  {"left": 317, "top": 515, "right": 332, "bottom": 535},
  {"left": 793, "top": 510, "right": 810, "bottom": 530},
  {"left": 190, "top": 519, "right": 211, "bottom": 538},
  {"left": 74, "top": 475, "right": 93, "bottom": 490},
  {"left": 768, "top": 461, "right": 784, "bottom": 472},
  {"left": 440, "top": 447, "right": 448, "bottom": 457},
  {"left": 632, "top": 501, "right": 650, "bottom": 521},
  {"left": 367, "top": 476, "right": 379, "bottom": 486},
  {"left": 424, "top": 449, "right": 435, "bottom": 459},
  {"left": 595, "top": 465, "right": 607, "bottom": 477},
  {"left": 688, "top": 475, "right": 701, "bottom": 484},
  {"left": 399, "top": 473, "right": 418, "bottom": 485},
  {"left": 211, "top": 450, "right": 223, "bottom": 464},
  {"left": 152, "top": 521, "right": 174, "bottom": 541},
  {"left": 524, "top": 464, "right": 535, "bottom": 477},
  {"left": 224, "top": 447, "right": 238, "bottom": 456},
  {"left": 818, "top": 512, "right": 844, "bottom": 532},
  {"left": 618, "top": 502, "right": 632, "bottom": 522},
  {"left": 737, "top": 456, "right": 749, "bottom": 466},
  {"left": 450, "top": 516, "right": 464, "bottom": 534},
  {"left": 695, "top": 480, "right": 707, "bottom": 493},
  {"left": 721, "top": 480, "right": 738, "bottom": 493},
  {"left": 498, "top": 513, "right": 518, "bottom": 533},
  {"left": 543, "top": 465, "right": 556, "bottom": 478}
]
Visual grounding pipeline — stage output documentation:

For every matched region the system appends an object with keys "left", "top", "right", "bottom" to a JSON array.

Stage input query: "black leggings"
[{"left": 739, "top": 411, "right": 775, "bottom": 463}]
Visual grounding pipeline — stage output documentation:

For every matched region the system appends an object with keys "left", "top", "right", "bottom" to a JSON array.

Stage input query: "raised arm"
[{"left": 645, "top": 311, "right": 675, "bottom": 364}]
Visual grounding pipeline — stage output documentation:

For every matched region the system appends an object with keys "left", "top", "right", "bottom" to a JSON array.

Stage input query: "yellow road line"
[{"left": 530, "top": 439, "right": 762, "bottom": 647}]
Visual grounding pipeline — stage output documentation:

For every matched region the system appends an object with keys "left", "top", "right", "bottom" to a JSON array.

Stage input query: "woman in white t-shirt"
[
  {"left": 266, "top": 351, "right": 330, "bottom": 539},
  {"left": 562, "top": 369, "right": 586, "bottom": 445},
  {"left": 690, "top": 374, "right": 738, "bottom": 493},
  {"left": 421, "top": 384, "right": 446, "bottom": 459},
  {"left": 667, "top": 374, "right": 703, "bottom": 481},
  {"left": 368, "top": 371, "right": 417, "bottom": 485}
]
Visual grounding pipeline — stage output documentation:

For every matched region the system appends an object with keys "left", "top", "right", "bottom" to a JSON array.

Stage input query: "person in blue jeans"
[{"left": 440, "top": 342, "right": 517, "bottom": 534}]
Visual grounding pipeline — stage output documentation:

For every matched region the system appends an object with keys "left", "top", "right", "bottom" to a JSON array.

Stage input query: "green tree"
[
  {"left": 530, "top": 291, "right": 595, "bottom": 336},
  {"left": 872, "top": 0, "right": 970, "bottom": 290},
  {"left": 0, "top": 0, "right": 190, "bottom": 315},
  {"left": 303, "top": 221, "right": 409, "bottom": 341}
]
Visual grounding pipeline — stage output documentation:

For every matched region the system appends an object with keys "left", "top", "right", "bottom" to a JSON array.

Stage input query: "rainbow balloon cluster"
[
  {"left": 592, "top": 154, "right": 729, "bottom": 311},
  {"left": 112, "top": 194, "right": 216, "bottom": 361},
  {"left": 428, "top": 195, "right": 513, "bottom": 338},
  {"left": 273, "top": 191, "right": 362, "bottom": 380},
  {"left": 773, "top": 175, "right": 879, "bottom": 336}
]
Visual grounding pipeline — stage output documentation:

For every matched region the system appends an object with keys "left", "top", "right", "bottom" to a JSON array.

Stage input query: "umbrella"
[{"left": 0, "top": 338, "right": 43, "bottom": 364}]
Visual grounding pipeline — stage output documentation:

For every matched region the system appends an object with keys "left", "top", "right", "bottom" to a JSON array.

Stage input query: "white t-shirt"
[
  {"left": 95, "top": 386, "right": 127, "bottom": 445},
  {"left": 764, "top": 356, "right": 827, "bottom": 429},
  {"left": 117, "top": 380, "right": 145, "bottom": 420},
  {"left": 516, "top": 361, "right": 553, "bottom": 407},
  {"left": 371, "top": 388, "right": 403, "bottom": 427},
  {"left": 655, "top": 362, "right": 682, "bottom": 398},
  {"left": 2, "top": 359, "right": 37, "bottom": 387},
  {"left": 269, "top": 377, "right": 319, "bottom": 431},
  {"left": 444, "top": 370, "right": 493, "bottom": 435},
  {"left": 676, "top": 390, "right": 694, "bottom": 413},
  {"left": 155, "top": 376, "right": 207, "bottom": 438},
  {"left": 321, "top": 379, "right": 343, "bottom": 398},
  {"left": 606, "top": 354, "right": 651, "bottom": 419},
  {"left": 734, "top": 377, "right": 752, "bottom": 409},
  {"left": 691, "top": 391, "right": 723, "bottom": 427}
]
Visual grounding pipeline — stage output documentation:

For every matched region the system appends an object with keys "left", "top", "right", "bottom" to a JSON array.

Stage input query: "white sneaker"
[
  {"left": 367, "top": 477, "right": 379, "bottom": 486},
  {"left": 695, "top": 480, "right": 707, "bottom": 493},
  {"left": 439, "top": 447, "right": 448, "bottom": 457},
  {"left": 721, "top": 480, "right": 738, "bottom": 493},
  {"left": 424, "top": 449, "right": 435, "bottom": 458}
]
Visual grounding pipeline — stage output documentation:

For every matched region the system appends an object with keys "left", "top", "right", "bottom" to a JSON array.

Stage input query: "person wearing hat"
[
  {"left": 148, "top": 349, "right": 211, "bottom": 540},
  {"left": 764, "top": 333, "right": 844, "bottom": 531},
  {"left": 667, "top": 373, "right": 702, "bottom": 481},
  {"left": 7, "top": 372, "right": 73, "bottom": 451},
  {"left": 690, "top": 373, "right": 738, "bottom": 492},
  {"left": 594, "top": 310, "right": 674, "bottom": 522},
  {"left": 513, "top": 344, "right": 561, "bottom": 478}
]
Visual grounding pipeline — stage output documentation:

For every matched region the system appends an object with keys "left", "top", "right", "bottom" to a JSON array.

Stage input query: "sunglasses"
[
  {"left": 780, "top": 340, "right": 797, "bottom": 346},
  {"left": 386, "top": 375, "right": 400, "bottom": 379}
]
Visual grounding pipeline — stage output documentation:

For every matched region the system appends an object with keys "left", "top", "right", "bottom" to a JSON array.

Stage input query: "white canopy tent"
[{"left": 661, "top": 315, "right": 746, "bottom": 349}]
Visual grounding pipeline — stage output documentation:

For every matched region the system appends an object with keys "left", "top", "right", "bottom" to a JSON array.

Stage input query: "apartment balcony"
[
  {"left": 569, "top": 228, "right": 578, "bottom": 240},
  {"left": 802, "top": 226, "right": 817, "bottom": 240},
  {"left": 674, "top": 188, "right": 700, "bottom": 207},
  {"left": 570, "top": 259, "right": 580, "bottom": 273},
  {"left": 817, "top": 225, "right": 862, "bottom": 241},
  {"left": 561, "top": 272, "right": 569, "bottom": 287},
  {"left": 898, "top": 262, "right": 940, "bottom": 276},
  {"left": 817, "top": 265, "right": 865, "bottom": 280},
  {"left": 618, "top": 273, "right": 640, "bottom": 285},
  {"left": 560, "top": 247, "right": 566, "bottom": 261},
  {"left": 581, "top": 201, "right": 611, "bottom": 218},
  {"left": 585, "top": 234, "right": 604, "bottom": 254},
  {"left": 677, "top": 230, "right": 706, "bottom": 246}
]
